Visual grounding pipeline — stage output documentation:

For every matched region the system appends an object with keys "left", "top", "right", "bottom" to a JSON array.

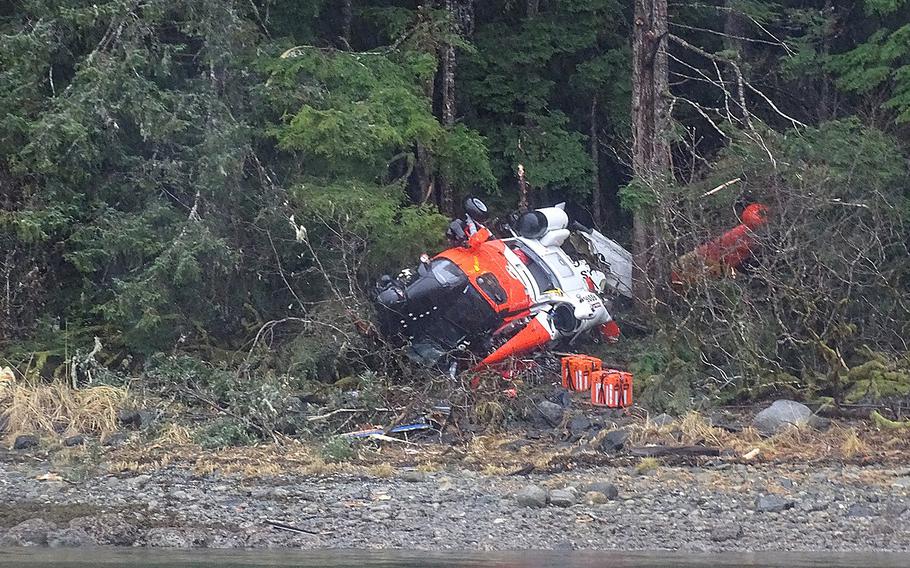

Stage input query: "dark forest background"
[{"left": 2, "top": 0, "right": 909, "bottom": 414}]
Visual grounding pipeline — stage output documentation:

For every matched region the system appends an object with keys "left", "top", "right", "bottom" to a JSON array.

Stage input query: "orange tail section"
[{"left": 473, "top": 316, "right": 554, "bottom": 370}]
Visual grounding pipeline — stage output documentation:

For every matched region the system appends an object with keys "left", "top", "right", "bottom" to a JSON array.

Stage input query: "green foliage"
[
  {"left": 321, "top": 435, "right": 356, "bottom": 462},
  {"left": 194, "top": 418, "right": 259, "bottom": 449},
  {"left": 619, "top": 178, "right": 660, "bottom": 212},
  {"left": 292, "top": 181, "right": 448, "bottom": 275}
]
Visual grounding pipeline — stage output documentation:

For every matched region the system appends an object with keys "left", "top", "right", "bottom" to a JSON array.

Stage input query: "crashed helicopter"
[
  {"left": 373, "top": 198, "right": 635, "bottom": 371},
  {"left": 373, "top": 196, "right": 770, "bottom": 372}
]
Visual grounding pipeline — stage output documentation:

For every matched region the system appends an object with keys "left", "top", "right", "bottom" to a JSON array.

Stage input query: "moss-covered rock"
[{"left": 843, "top": 353, "right": 910, "bottom": 403}]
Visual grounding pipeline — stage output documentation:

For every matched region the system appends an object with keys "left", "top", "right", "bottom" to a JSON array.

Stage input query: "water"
[{"left": 1, "top": 549, "right": 908, "bottom": 568}]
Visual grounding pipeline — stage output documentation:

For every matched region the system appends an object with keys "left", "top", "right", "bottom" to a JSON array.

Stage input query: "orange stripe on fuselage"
[{"left": 437, "top": 240, "right": 531, "bottom": 315}]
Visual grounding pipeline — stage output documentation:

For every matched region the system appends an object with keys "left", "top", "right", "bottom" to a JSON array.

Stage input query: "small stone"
[
  {"left": 48, "top": 528, "right": 95, "bottom": 548},
  {"left": 101, "top": 432, "right": 127, "bottom": 447},
  {"left": 515, "top": 485, "right": 548, "bottom": 508},
  {"left": 581, "top": 482, "right": 619, "bottom": 500},
  {"left": 650, "top": 413, "right": 675, "bottom": 427},
  {"left": 798, "top": 499, "right": 827, "bottom": 513},
  {"left": 536, "top": 400, "right": 565, "bottom": 426},
  {"left": 808, "top": 415, "right": 832, "bottom": 431},
  {"left": 598, "top": 429, "right": 630, "bottom": 453},
  {"left": 584, "top": 491, "right": 609, "bottom": 505},
  {"left": 568, "top": 415, "right": 592, "bottom": 433},
  {"left": 548, "top": 489, "right": 576, "bottom": 508},
  {"left": 710, "top": 523, "right": 743, "bottom": 542},
  {"left": 752, "top": 400, "right": 812, "bottom": 436},
  {"left": 400, "top": 470, "right": 426, "bottom": 483},
  {"left": 117, "top": 409, "right": 142, "bottom": 428},
  {"left": 755, "top": 494, "right": 794, "bottom": 513},
  {"left": 13, "top": 435, "right": 39, "bottom": 450},
  {"left": 143, "top": 527, "right": 207, "bottom": 548},
  {"left": 137, "top": 409, "right": 158, "bottom": 428},
  {"left": 63, "top": 435, "right": 85, "bottom": 447},
  {"left": 846, "top": 503, "right": 875, "bottom": 517}
]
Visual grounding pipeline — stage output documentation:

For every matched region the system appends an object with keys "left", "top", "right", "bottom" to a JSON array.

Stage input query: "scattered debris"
[
  {"left": 742, "top": 448, "right": 760, "bottom": 460},
  {"left": 341, "top": 422, "right": 431, "bottom": 439}
]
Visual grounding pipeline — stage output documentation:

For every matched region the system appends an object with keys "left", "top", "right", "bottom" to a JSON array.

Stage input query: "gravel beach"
[{"left": 1, "top": 459, "right": 908, "bottom": 552}]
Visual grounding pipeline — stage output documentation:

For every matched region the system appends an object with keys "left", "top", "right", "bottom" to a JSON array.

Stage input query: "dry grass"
[
  {"left": 0, "top": 376, "right": 129, "bottom": 441},
  {"left": 839, "top": 427, "right": 870, "bottom": 459},
  {"left": 635, "top": 456, "right": 660, "bottom": 475},
  {"left": 625, "top": 411, "right": 909, "bottom": 464}
]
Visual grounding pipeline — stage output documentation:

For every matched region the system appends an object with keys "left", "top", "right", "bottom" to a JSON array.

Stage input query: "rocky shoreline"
[{"left": 1, "top": 458, "right": 908, "bottom": 552}]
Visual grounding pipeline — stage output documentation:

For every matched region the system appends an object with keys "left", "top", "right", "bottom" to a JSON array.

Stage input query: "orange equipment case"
[
  {"left": 591, "top": 369, "right": 634, "bottom": 408},
  {"left": 561, "top": 355, "right": 602, "bottom": 392}
]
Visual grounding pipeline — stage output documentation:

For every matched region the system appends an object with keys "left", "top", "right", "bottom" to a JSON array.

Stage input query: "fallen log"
[{"left": 629, "top": 445, "right": 721, "bottom": 458}]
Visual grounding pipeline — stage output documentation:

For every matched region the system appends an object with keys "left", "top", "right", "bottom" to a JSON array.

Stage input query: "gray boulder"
[
  {"left": 581, "top": 482, "right": 619, "bottom": 500},
  {"left": 584, "top": 491, "right": 610, "bottom": 505},
  {"left": 568, "top": 414, "right": 592, "bottom": 433},
  {"left": 536, "top": 400, "right": 565, "bottom": 426},
  {"left": 12, "top": 435, "right": 39, "bottom": 450},
  {"left": 400, "top": 470, "right": 426, "bottom": 483},
  {"left": 598, "top": 429, "right": 630, "bottom": 453},
  {"left": 69, "top": 514, "right": 140, "bottom": 546},
  {"left": 63, "top": 435, "right": 85, "bottom": 447},
  {"left": 0, "top": 519, "right": 56, "bottom": 546},
  {"left": 650, "top": 413, "right": 675, "bottom": 427},
  {"left": 515, "top": 485, "right": 548, "bottom": 508},
  {"left": 548, "top": 489, "right": 576, "bottom": 508},
  {"left": 752, "top": 400, "right": 812, "bottom": 436},
  {"left": 755, "top": 494, "right": 794, "bottom": 513},
  {"left": 48, "top": 528, "right": 95, "bottom": 548}
]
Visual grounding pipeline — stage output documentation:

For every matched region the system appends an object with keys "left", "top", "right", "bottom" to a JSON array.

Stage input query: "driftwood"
[
  {"left": 629, "top": 445, "right": 721, "bottom": 457},
  {"left": 264, "top": 519, "right": 319, "bottom": 535}
]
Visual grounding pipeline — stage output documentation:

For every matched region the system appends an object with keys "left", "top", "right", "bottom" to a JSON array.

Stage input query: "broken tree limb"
[{"left": 701, "top": 177, "right": 741, "bottom": 198}]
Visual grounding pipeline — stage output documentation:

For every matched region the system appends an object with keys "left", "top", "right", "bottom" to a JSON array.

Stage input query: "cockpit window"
[{"left": 430, "top": 259, "right": 468, "bottom": 288}]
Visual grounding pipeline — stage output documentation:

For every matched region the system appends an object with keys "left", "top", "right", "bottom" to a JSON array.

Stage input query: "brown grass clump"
[
  {"left": 839, "top": 427, "right": 870, "bottom": 459},
  {"left": 0, "top": 376, "right": 129, "bottom": 441},
  {"left": 635, "top": 456, "right": 660, "bottom": 475}
]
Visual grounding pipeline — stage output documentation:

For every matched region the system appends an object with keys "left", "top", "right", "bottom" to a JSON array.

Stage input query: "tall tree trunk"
[
  {"left": 437, "top": 32, "right": 456, "bottom": 213},
  {"left": 631, "top": 0, "right": 670, "bottom": 302},
  {"left": 590, "top": 97, "right": 602, "bottom": 228},
  {"left": 340, "top": 0, "right": 352, "bottom": 47},
  {"left": 435, "top": 0, "right": 475, "bottom": 214}
]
